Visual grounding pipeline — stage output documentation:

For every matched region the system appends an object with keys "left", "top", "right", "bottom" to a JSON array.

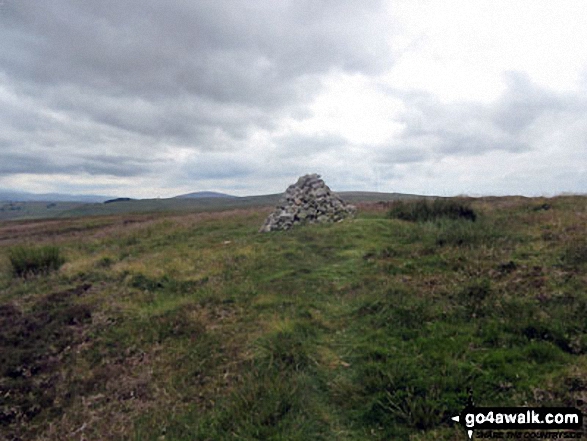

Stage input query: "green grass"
[
  {"left": 8, "top": 245, "right": 65, "bottom": 277},
  {"left": 388, "top": 198, "right": 477, "bottom": 222},
  {"left": 0, "top": 201, "right": 85, "bottom": 221},
  {"left": 0, "top": 196, "right": 586, "bottom": 440}
]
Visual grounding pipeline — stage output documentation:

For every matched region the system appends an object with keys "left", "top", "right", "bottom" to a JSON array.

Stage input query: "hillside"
[
  {"left": 1, "top": 196, "right": 586, "bottom": 439},
  {"left": 0, "top": 201, "right": 87, "bottom": 221},
  {"left": 0, "top": 190, "right": 113, "bottom": 203},
  {"left": 174, "top": 191, "right": 237, "bottom": 199},
  {"left": 0, "top": 191, "right": 423, "bottom": 221}
]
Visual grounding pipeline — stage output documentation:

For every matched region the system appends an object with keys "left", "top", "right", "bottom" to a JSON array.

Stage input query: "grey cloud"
[
  {"left": 71, "top": 154, "right": 162, "bottom": 177},
  {"left": 273, "top": 133, "right": 349, "bottom": 158},
  {"left": 397, "top": 97, "right": 529, "bottom": 156},
  {"left": 0, "top": 0, "right": 392, "bottom": 183},
  {"left": 436, "top": 133, "right": 529, "bottom": 156},
  {"left": 2, "top": 1, "right": 585, "bottom": 197},
  {"left": 382, "top": 81, "right": 532, "bottom": 162},
  {"left": 491, "top": 72, "right": 587, "bottom": 135},
  {"left": 43, "top": 87, "right": 275, "bottom": 145},
  {"left": 374, "top": 72, "right": 587, "bottom": 169},
  {"left": 0, "top": 151, "right": 160, "bottom": 177},
  {"left": 383, "top": 147, "right": 428, "bottom": 164},
  {"left": 180, "top": 155, "right": 255, "bottom": 181},
  {"left": 1, "top": 0, "right": 390, "bottom": 104}
]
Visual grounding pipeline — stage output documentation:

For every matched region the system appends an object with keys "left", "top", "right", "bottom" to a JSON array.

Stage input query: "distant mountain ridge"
[
  {"left": 0, "top": 190, "right": 114, "bottom": 203},
  {"left": 0, "top": 188, "right": 426, "bottom": 205},
  {"left": 174, "top": 191, "right": 237, "bottom": 199},
  {"left": 0, "top": 189, "right": 430, "bottom": 221}
]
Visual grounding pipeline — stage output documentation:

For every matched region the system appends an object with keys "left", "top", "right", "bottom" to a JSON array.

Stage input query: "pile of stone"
[{"left": 259, "top": 174, "right": 356, "bottom": 232}]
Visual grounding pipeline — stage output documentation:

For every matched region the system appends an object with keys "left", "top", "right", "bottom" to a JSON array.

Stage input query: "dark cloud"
[
  {"left": 0, "top": 0, "right": 390, "bottom": 103},
  {"left": 0, "top": 0, "right": 392, "bottom": 184},
  {"left": 0, "top": 151, "right": 160, "bottom": 177}
]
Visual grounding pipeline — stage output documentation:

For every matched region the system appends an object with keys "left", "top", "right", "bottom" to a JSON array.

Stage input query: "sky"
[{"left": 1, "top": 0, "right": 586, "bottom": 198}]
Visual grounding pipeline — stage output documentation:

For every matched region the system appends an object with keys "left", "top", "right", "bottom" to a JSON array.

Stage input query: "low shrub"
[
  {"left": 388, "top": 199, "right": 476, "bottom": 222},
  {"left": 8, "top": 245, "right": 65, "bottom": 278}
]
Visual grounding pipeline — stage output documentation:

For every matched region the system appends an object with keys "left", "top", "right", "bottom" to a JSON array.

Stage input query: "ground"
[{"left": 0, "top": 197, "right": 585, "bottom": 440}]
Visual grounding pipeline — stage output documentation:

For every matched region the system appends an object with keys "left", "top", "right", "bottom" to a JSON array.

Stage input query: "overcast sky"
[{"left": 1, "top": 1, "right": 586, "bottom": 198}]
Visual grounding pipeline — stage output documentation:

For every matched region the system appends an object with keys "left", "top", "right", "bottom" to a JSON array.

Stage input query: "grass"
[
  {"left": 8, "top": 245, "right": 65, "bottom": 277},
  {"left": 0, "top": 196, "right": 585, "bottom": 439},
  {"left": 0, "top": 191, "right": 415, "bottom": 221},
  {"left": 387, "top": 198, "right": 477, "bottom": 222}
]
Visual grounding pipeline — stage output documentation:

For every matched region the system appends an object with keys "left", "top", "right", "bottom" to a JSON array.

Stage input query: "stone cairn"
[{"left": 259, "top": 174, "right": 356, "bottom": 232}]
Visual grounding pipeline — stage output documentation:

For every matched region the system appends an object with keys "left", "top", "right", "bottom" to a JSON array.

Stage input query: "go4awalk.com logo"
[{"left": 452, "top": 406, "right": 583, "bottom": 439}]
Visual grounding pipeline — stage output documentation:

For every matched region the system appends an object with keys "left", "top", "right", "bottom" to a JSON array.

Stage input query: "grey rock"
[{"left": 259, "top": 173, "right": 356, "bottom": 232}]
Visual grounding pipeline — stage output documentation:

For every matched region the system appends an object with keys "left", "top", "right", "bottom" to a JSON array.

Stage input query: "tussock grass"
[
  {"left": 8, "top": 245, "right": 65, "bottom": 277},
  {"left": 388, "top": 198, "right": 477, "bottom": 222}
]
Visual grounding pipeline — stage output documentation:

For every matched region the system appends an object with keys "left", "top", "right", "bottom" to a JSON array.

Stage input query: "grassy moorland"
[
  {"left": 0, "top": 191, "right": 423, "bottom": 221},
  {"left": 0, "top": 196, "right": 586, "bottom": 440},
  {"left": 0, "top": 201, "right": 86, "bottom": 221}
]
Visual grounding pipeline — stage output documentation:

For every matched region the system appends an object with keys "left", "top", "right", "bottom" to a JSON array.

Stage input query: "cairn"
[{"left": 259, "top": 174, "right": 356, "bottom": 232}]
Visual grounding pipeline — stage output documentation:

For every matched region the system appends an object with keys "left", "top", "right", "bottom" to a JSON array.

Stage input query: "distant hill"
[
  {"left": 0, "top": 190, "right": 113, "bottom": 203},
  {"left": 174, "top": 191, "right": 237, "bottom": 199},
  {"left": 104, "top": 197, "right": 134, "bottom": 204},
  {"left": 0, "top": 190, "right": 428, "bottom": 221}
]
